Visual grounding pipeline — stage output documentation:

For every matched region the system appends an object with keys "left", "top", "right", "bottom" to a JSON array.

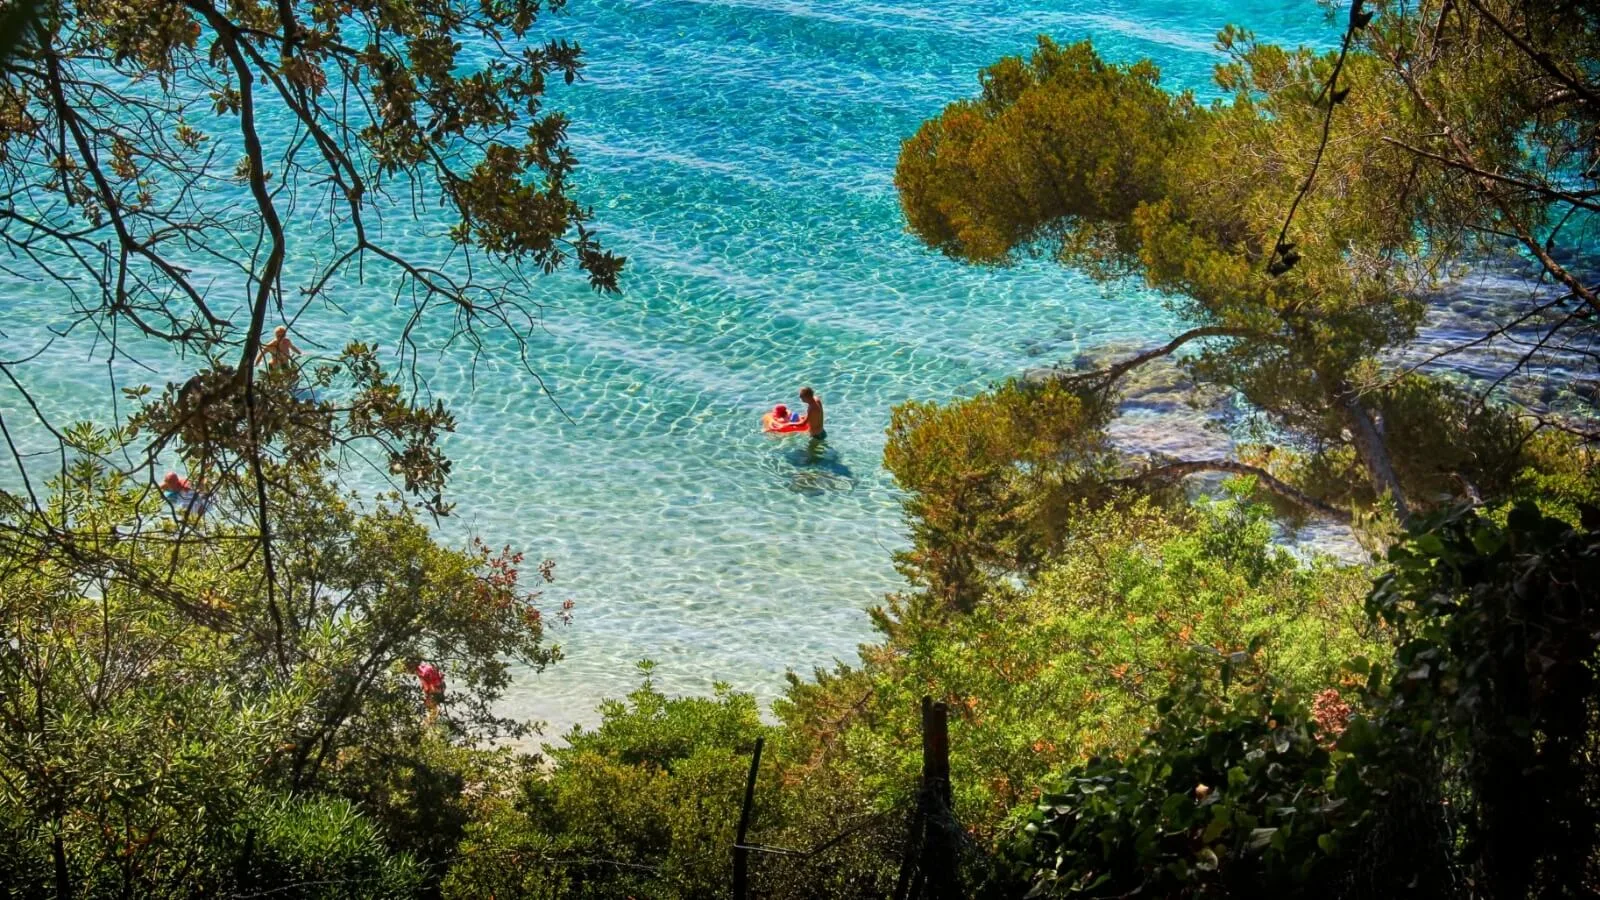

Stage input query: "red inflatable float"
[{"left": 761, "top": 404, "right": 808, "bottom": 434}]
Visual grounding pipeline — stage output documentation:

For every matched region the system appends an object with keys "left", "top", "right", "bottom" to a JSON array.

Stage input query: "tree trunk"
[
  {"left": 1339, "top": 387, "right": 1411, "bottom": 523},
  {"left": 53, "top": 830, "right": 70, "bottom": 900}
]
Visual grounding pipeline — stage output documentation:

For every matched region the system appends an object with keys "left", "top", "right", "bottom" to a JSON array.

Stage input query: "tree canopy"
[
  {"left": 0, "top": 0, "right": 626, "bottom": 582},
  {"left": 894, "top": 0, "right": 1597, "bottom": 528},
  {"left": 1, "top": 0, "right": 622, "bottom": 364},
  {"left": 0, "top": 414, "right": 566, "bottom": 894}
]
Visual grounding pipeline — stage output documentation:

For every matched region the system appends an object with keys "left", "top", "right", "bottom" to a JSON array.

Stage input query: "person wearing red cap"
[
  {"left": 160, "top": 471, "right": 209, "bottom": 515},
  {"left": 761, "top": 403, "right": 795, "bottom": 432}
]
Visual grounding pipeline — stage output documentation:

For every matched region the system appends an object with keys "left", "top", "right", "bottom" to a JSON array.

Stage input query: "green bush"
[
  {"left": 1351, "top": 502, "right": 1600, "bottom": 898},
  {"left": 229, "top": 796, "right": 422, "bottom": 899},
  {"left": 1009, "top": 654, "right": 1354, "bottom": 898},
  {"left": 1010, "top": 503, "right": 1600, "bottom": 899},
  {"left": 444, "top": 665, "right": 767, "bottom": 899},
  {"left": 883, "top": 377, "right": 1120, "bottom": 610},
  {"left": 779, "top": 492, "right": 1375, "bottom": 841},
  {"left": 0, "top": 404, "right": 562, "bottom": 896},
  {"left": 443, "top": 663, "right": 911, "bottom": 900}
]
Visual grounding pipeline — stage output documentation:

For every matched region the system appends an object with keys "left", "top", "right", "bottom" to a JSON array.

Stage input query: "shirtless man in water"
[
  {"left": 256, "top": 325, "right": 301, "bottom": 369},
  {"left": 799, "top": 386, "right": 825, "bottom": 440}
]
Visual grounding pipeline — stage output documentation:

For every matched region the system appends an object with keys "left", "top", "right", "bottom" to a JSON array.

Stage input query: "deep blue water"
[{"left": 0, "top": 0, "right": 1341, "bottom": 731}]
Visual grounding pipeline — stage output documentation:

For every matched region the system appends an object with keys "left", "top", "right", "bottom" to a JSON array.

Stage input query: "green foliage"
[
  {"left": 332, "top": 730, "right": 540, "bottom": 889},
  {"left": 1507, "top": 430, "right": 1600, "bottom": 523},
  {"left": 883, "top": 377, "right": 1119, "bottom": 608},
  {"left": 0, "top": 381, "right": 565, "bottom": 895},
  {"left": 1367, "top": 377, "right": 1527, "bottom": 503},
  {"left": 0, "top": 485, "right": 441, "bottom": 897},
  {"left": 897, "top": 34, "right": 1422, "bottom": 370},
  {"left": 0, "top": 0, "right": 42, "bottom": 65},
  {"left": 444, "top": 665, "right": 768, "bottom": 899},
  {"left": 896, "top": 37, "right": 1184, "bottom": 265},
  {"left": 443, "top": 663, "right": 910, "bottom": 900},
  {"left": 1354, "top": 502, "right": 1600, "bottom": 897},
  {"left": 1009, "top": 503, "right": 1600, "bottom": 898},
  {"left": 892, "top": 24, "right": 1588, "bottom": 524},
  {"left": 780, "top": 494, "right": 1374, "bottom": 842},
  {"left": 0, "top": 461, "right": 300, "bottom": 895},
  {"left": 230, "top": 796, "right": 423, "bottom": 899},
  {"left": 1011, "top": 656, "right": 1355, "bottom": 898}
]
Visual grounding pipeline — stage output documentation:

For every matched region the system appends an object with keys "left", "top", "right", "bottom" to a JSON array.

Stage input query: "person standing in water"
[
  {"left": 256, "top": 325, "right": 301, "bottom": 369},
  {"left": 799, "top": 386, "right": 825, "bottom": 440}
]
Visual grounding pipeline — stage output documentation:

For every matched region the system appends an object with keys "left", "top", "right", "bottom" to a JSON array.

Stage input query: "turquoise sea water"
[{"left": 0, "top": 0, "right": 1341, "bottom": 732}]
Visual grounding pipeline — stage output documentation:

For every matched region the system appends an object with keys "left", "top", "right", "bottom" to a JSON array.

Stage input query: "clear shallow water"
[{"left": 0, "top": 0, "right": 1339, "bottom": 732}]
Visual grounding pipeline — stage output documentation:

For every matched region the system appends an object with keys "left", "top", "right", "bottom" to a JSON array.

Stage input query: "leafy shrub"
[
  {"left": 780, "top": 493, "right": 1375, "bottom": 841},
  {"left": 229, "top": 796, "right": 422, "bottom": 899},
  {"left": 1351, "top": 502, "right": 1600, "bottom": 897},
  {"left": 1011, "top": 502, "right": 1600, "bottom": 899},
  {"left": 0, "top": 413, "right": 563, "bottom": 896},
  {"left": 883, "top": 377, "right": 1119, "bottom": 610},
  {"left": 1508, "top": 429, "right": 1600, "bottom": 522},
  {"left": 330, "top": 731, "right": 538, "bottom": 896},
  {"left": 1010, "top": 653, "right": 1355, "bottom": 898},
  {"left": 444, "top": 665, "right": 767, "bottom": 899}
]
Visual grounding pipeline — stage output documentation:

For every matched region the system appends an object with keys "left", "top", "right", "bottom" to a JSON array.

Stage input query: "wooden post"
[
  {"left": 897, "top": 696, "right": 959, "bottom": 900},
  {"left": 53, "top": 832, "right": 70, "bottom": 900},
  {"left": 920, "top": 696, "right": 955, "bottom": 900},
  {"left": 921, "top": 697, "right": 950, "bottom": 809},
  {"left": 733, "top": 736, "right": 764, "bottom": 900}
]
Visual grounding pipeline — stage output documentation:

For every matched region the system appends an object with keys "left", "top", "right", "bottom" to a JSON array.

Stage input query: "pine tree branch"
[
  {"left": 1061, "top": 326, "right": 1253, "bottom": 390},
  {"left": 1120, "top": 458, "right": 1352, "bottom": 523},
  {"left": 1378, "top": 136, "right": 1600, "bottom": 213},
  {"left": 1382, "top": 41, "right": 1600, "bottom": 319},
  {"left": 1460, "top": 0, "right": 1600, "bottom": 110}
]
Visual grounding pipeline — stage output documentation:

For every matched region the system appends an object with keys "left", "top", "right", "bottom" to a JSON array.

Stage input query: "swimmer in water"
[
  {"left": 159, "top": 471, "right": 190, "bottom": 501},
  {"left": 159, "top": 471, "right": 209, "bottom": 515},
  {"left": 798, "top": 386, "right": 825, "bottom": 440},
  {"left": 256, "top": 325, "right": 301, "bottom": 369},
  {"left": 762, "top": 404, "right": 794, "bottom": 432}
]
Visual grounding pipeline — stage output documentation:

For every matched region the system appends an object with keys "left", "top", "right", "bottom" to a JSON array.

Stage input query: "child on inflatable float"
[
  {"left": 160, "top": 471, "right": 211, "bottom": 516},
  {"left": 761, "top": 403, "right": 808, "bottom": 434}
]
